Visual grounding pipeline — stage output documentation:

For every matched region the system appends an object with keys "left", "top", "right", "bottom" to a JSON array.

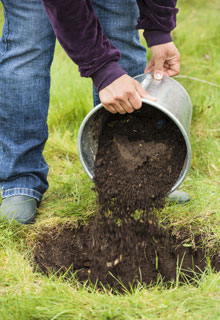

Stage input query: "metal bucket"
[{"left": 77, "top": 73, "right": 193, "bottom": 193}]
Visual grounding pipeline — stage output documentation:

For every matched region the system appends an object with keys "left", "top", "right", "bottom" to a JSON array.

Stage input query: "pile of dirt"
[{"left": 33, "top": 105, "right": 220, "bottom": 290}]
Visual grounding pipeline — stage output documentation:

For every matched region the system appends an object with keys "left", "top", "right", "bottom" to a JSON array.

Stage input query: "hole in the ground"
[{"left": 33, "top": 222, "right": 220, "bottom": 291}]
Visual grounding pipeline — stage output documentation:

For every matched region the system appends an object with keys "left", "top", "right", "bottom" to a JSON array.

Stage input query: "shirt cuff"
[
  {"left": 143, "top": 30, "right": 173, "bottom": 47},
  {"left": 91, "top": 61, "right": 127, "bottom": 92}
]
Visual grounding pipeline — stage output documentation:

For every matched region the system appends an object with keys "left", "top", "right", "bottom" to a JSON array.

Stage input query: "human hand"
[
  {"left": 99, "top": 74, "right": 156, "bottom": 114},
  {"left": 145, "top": 42, "right": 180, "bottom": 80}
]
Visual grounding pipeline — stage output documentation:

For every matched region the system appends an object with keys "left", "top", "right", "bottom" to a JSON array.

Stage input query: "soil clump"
[{"left": 33, "top": 106, "right": 220, "bottom": 290}]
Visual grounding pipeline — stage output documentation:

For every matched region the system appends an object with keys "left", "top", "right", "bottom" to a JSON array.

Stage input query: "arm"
[
  {"left": 41, "top": 0, "right": 126, "bottom": 92},
  {"left": 136, "top": 0, "right": 180, "bottom": 79},
  {"left": 136, "top": 0, "right": 178, "bottom": 47},
  {"left": 41, "top": 0, "right": 153, "bottom": 114}
]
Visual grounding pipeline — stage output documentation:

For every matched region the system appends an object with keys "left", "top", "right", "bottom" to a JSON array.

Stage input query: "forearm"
[
  {"left": 41, "top": 0, "right": 126, "bottom": 91},
  {"left": 136, "top": 0, "right": 178, "bottom": 47}
]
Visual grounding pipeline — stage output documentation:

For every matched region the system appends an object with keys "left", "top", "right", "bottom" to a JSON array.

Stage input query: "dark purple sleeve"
[
  {"left": 41, "top": 0, "right": 126, "bottom": 91},
  {"left": 136, "top": 0, "right": 178, "bottom": 47}
]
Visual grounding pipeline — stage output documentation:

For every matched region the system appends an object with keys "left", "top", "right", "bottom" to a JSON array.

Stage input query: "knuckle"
[
  {"left": 126, "top": 89, "right": 134, "bottom": 96},
  {"left": 113, "top": 94, "right": 123, "bottom": 101},
  {"left": 101, "top": 98, "right": 109, "bottom": 106},
  {"left": 119, "top": 93, "right": 128, "bottom": 101},
  {"left": 155, "top": 53, "right": 165, "bottom": 60}
]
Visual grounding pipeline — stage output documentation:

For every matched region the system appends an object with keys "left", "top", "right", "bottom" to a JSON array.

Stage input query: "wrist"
[{"left": 91, "top": 62, "right": 127, "bottom": 92}]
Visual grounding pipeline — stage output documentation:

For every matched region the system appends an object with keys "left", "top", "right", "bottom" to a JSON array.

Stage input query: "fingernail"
[
  {"left": 150, "top": 96, "right": 157, "bottom": 102},
  {"left": 144, "top": 95, "right": 157, "bottom": 102},
  {"left": 154, "top": 72, "right": 163, "bottom": 80}
]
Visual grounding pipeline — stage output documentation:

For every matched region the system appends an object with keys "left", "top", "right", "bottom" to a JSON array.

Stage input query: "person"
[{"left": 0, "top": 0, "right": 189, "bottom": 224}]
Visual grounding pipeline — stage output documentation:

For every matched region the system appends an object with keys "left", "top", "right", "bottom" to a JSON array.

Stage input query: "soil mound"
[{"left": 33, "top": 105, "right": 220, "bottom": 290}]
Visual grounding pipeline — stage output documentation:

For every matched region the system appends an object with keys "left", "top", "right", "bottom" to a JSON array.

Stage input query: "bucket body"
[{"left": 77, "top": 73, "right": 193, "bottom": 193}]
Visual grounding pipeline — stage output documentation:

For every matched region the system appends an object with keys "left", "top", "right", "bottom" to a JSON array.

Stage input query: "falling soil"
[
  {"left": 34, "top": 105, "right": 220, "bottom": 290},
  {"left": 93, "top": 105, "right": 186, "bottom": 217}
]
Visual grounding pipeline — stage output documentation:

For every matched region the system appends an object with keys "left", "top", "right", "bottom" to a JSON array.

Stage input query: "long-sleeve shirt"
[{"left": 41, "top": 0, "right": 178, "bottom": 91}]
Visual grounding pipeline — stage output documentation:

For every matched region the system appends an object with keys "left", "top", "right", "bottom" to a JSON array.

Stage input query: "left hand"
[
  {"left": 99, "top": 74, "right": 156, "bottom": 114},
  {"left": 144, "top": 42, "right": 180, "bottom": 80}
]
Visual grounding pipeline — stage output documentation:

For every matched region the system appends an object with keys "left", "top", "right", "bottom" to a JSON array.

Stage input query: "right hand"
[
  {"left": 99, "top": 74, "right": 156, "bottom": 114},
  {"left": 145, "top": 42, "right": 180, "bottom": 80}
]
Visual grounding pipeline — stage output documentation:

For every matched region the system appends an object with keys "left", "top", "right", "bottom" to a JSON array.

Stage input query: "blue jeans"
[{"left": 0, "top": 0, "right": 147, "bottom": 201}]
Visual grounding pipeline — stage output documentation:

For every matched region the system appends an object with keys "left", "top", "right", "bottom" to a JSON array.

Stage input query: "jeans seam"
[
  {"left": 2, "top": 187, "right": 42, "bottom": 196},
  {"left": 0, "top": 4, "right": 9, "bottom": 59},
  {"left": 0, "top": 143, "right": 3, "bottom": 163}
]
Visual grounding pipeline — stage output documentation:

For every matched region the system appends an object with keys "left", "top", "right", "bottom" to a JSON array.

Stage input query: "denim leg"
[
  {"left": 0, "top": 0, "right": 56, "bottom": 201},
  {"left": 91, "top": 0, "right": 147, "bottom": 106}
]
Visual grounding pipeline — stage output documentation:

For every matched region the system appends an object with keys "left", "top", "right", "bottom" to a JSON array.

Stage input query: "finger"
[
  {"left": 163, "top": 69, "right": 170, "bottom": 76},
  {"left": 153, "top": 56, "right": 165, "bottom": 80},
  {"left": 112, "top": 102, "right": 126, "bottom": 114},
  {"left": 144, "top": 59, "right": 154, "bottom": 73},
  {"left": 165, "top": 68, "right": 180, "bottom": 77},
  {"left": 129, "top": 91, "right": 142, "bottom": 110},
  {"left": 144, "top": 65, "right": 154, "bottom": 74},
  {"left": 166, "top": 58, "right": 180, "bottom": 76},
  {"left": 120, "top": 99, "right": 134, "bottom": 113},
  {"left": 163, "top": 63, "right": 179, "bottom": 77},
  {"left": 100, "top": 94, "right": 125, "bottom": 114},
  {"left": 102, "top": 103, "right": 117, "bottom": 114},
  {"left": 135, "top": 82, "right": 157, "bottom": 102}
]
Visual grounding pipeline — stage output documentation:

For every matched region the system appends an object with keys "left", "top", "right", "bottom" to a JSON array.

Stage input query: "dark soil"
[
  {"left": 34, "top": 105, "right": 220, "bottom": 290},
  {"left": 33, "top": 222, "right": 220, "bottom": 290},
  {"left": 93, "top": 105, "right": 186, "bottom": 218}
]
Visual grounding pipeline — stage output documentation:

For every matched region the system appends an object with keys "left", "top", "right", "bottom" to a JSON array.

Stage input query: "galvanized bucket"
[{"left": 77, "top": 73, "right": 193, "bottom": 193}]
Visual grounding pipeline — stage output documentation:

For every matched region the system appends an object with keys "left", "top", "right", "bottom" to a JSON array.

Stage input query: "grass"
[{"left": 0, "top": 0, "right": 220, "bottom": 318}]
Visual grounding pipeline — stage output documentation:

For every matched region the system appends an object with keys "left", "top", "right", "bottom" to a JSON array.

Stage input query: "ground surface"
[
  {"left": 0, "top": 0, "right": 220, "bottom": 319},
  {"left": 34, "top": 106, "right": 219, "bottom": 290}
]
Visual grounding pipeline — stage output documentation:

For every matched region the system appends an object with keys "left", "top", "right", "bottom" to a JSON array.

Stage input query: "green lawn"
[{"left": 0, "top": 0, "right": 220, "bottom": 319}]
